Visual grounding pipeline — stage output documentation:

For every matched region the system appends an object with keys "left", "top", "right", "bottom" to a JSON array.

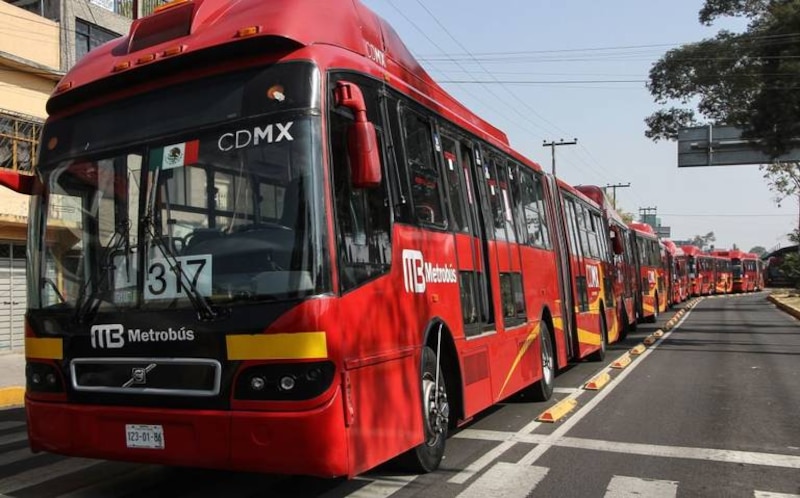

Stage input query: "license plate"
[{"left": 125, "top": 424, "right": 164, "bottom": 449}]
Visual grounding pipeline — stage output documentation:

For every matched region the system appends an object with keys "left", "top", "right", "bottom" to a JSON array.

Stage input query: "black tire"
[
  {"left": 396, "top": 346, "right": 449, "bottom": 473},
  {"left": 618, "top": 308, "right": 629, "bottom": 341},
  {"left": 528, "top": 322, "right": 555, "bottom": 402},
  {"left": 645, "top": 295, "right": 659, "bottom": 323},
  {"left": 587, "top": 313, "right": 607, "bottom": 361}
]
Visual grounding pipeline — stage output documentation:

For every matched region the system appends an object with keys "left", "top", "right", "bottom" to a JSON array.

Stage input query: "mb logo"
[
  {"left": 90, "top": 324, "right": 125, "bottom": 349},
  {"left": 402, "top": 249, "right": 426, "bottom": 293}
]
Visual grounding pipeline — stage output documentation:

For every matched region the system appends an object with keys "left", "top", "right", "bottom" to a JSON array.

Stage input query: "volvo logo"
[{"left": 122, "top": 363, "right": 157, "bottom": 387}]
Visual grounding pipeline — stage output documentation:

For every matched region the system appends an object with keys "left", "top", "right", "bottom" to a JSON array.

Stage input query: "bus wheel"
[
  {"left": 529, "top": 322, "right": 555, "bottom": 401},
  {"left": 399, "top": 346, "right": 449, "bottom": 473},
  {"left": 588, "top": 315, "right": 607, "bottom": 361}
]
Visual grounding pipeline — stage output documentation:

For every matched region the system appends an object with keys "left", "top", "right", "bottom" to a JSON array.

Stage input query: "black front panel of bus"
[{"left": 28, "top": 300, "right": 301, "bottom": 409}]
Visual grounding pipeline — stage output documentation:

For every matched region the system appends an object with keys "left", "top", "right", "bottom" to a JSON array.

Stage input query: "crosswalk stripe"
[
  {"left": 0, "top": 432, "right": 28, "bottom": 447},
  {"left": 343, "top": 475, "right": 417, "bottom": 498},
  {"left": 0, "top": 422, "right": 26, "bottom": 432},
  {"left": 605, "top": 476, "right": 678, "bottom": 497},
  {"left": 0, "top": 457, "right": 102, "bottom": 494},
  {"left": 754, "top": 492, "right": 800, "bottom": 498},
  {"left": 0, "top": 447, "right": 36, "bottom": 467},
  {"left": 448, "top": 440, "right": 516, "bottom": 484},
  {"left": 456, "top": 462, "right": 548, "bottom": 498}
]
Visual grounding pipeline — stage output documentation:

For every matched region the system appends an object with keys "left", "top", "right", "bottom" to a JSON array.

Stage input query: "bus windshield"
[{"left": 30, "top": 64, "right": 328, "bottom": 315}]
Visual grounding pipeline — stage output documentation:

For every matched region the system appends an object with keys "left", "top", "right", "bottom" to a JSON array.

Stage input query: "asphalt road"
[{"left": 0, "top": 292, "right": 798, "bottom": 497}]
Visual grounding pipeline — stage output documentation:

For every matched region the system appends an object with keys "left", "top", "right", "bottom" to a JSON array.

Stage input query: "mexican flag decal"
[{"left": 150, "top": 140, "right": 199, "bottom": 170}]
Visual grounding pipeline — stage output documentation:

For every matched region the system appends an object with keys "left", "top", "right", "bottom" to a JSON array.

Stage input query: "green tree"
[
  {"left": 749, "top": 245, "right": 767, "bottom": 256},
  {"left": 688, "top": 231, "right": 716, "bottom": 250},
  {"left": 645, "top": 1, "right": 800, "bottom": 157}
]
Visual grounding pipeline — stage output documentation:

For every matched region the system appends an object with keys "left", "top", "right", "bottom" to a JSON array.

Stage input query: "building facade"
[{"left": 0, "top": 0, "right": 156, "bottom": 351}]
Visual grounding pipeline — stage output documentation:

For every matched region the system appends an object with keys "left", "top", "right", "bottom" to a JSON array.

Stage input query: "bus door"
[
  {"left": 561, "top": 195, "right": 593, "bottom": 354},
  {"left": 438, "top": 133, "right": 497, "bottom": 412},
  {"left": 541, "top": 177, "right": 577, "bottom": 358}
]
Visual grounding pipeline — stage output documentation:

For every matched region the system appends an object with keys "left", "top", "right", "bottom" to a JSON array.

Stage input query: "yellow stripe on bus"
[
  {"left": 26, "top": 337, "right": 63, "bottom": 360},
  {"left": 226, "top": 332, "right": 328, "bottom": 360},
  {"left": 497, "top": 323, "right": 541, "bottom": 399},
  {"left": 577, "top": 327, "right": 602, "bottom": 346}
]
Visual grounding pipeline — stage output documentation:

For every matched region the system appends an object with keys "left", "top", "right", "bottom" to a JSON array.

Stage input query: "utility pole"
[
  {"left": 542, "top": 138, "right": 577, "bottom": 177},
  {"left": 603, "top": 182, "right": 630, "bottom": 210},
  {"left": 638, "top": 206, "right": 657, "bottom": 226}
]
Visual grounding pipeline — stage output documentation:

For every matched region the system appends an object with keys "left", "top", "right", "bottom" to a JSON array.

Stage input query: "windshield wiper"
[
  {"left": 73, "top": 220, "right": 131, "bottom": 323},
  {"left": 142, "top": 214, "right": 227, "bottom": 321}
]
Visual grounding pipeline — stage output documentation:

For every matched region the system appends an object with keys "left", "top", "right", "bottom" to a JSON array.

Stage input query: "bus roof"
[
  {"left": 46, "top": 0, "right": 513, "bottom": 150},
  {"left": 628, "top": 222, "right": 657, "bottom": 239},
  {"left": 574, "top": 185, "right": 627, "bottom": 226}
]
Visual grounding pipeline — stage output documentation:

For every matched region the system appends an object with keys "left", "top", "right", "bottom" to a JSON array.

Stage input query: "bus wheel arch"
[
  {"left": 588, "top": 303, "right": 607, "bottom": 361},
  {"left": 396, "top": 320, "right": 461, "bottom": 473},
  {"left": 527, "top": 308, "right": 557, "bottom": 401}
]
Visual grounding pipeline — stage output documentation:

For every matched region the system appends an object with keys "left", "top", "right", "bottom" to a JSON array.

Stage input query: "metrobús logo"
[
  {"left": 90, "top": 324, "right": 195, "bottom": 349},
  {"left": 402, "top": 249, "right": 458, "bottom": 294}
]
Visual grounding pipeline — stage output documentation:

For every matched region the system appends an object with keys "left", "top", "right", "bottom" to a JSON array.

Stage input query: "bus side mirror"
[
  {"left": 0, "top": 169, "right": 42, "bottom": 195},
  {"left": 335, "top": 81, "right": 382, "bottom": 189},
  {"left": 610, "top": 226, "right": 624, "bottom": 255}
]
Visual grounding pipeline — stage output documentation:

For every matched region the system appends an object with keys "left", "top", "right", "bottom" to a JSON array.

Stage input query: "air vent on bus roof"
[{"left": 128, "top": 1, "right": 196, "bottom": 54}]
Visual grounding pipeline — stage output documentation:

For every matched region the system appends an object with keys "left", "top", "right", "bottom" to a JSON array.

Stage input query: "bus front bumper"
[{"left": 25, "top": 391, "right": 349, "bottom": 477}]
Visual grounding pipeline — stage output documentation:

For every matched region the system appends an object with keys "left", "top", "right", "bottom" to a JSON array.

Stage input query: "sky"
[{"left": 361, "top": 0, "right": 795, "bottom": 253}]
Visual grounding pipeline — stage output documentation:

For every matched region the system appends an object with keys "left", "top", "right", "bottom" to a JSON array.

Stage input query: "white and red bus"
[
  {"left": 575, "top": 185, "right": 638, "bottom": 339},
  {"left": 1, "top": 0, "right": 618, "bottom": 478},
  {"left": 628, "top": 222, "right": 666, "bottom": 322}
]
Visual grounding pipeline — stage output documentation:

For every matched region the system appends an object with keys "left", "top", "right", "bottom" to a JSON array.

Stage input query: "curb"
[
  {"left": 767, "top": 294, "right": 800, "bottom": 321},
  {"left": 0, "top": 387, "right": 25, "bottom": 409}
]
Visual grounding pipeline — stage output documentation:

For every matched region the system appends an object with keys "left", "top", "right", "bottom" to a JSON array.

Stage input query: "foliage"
[
  {"left": 646, "top": 1, "right": 800, "bottom": 157},
  {"left": 688, "top": 231, "right": 716, "bottom": 249},
  {"left": 749, "top": 245, "right": 767, "bottom": 255},
  {"left": 761, "top": 161, "right": 800, "bottom": 205}
]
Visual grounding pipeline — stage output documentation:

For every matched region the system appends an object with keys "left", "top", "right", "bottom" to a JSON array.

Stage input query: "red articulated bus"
[
  {"left": 0, "top": 0, "right": 619, "bottom": 479},
  {"left": 575, "top": 185, "right": 638, "bottom": 340},
  {"left": 710, "top": 250, "right": 734, "bottom": 294},
  {"left": 681, "top": 245, "right": 713, "bottom": 296},
  {"left": 662, "top": 239, "right": 688, "bottom": 305},
  {"left": 551, "top": 181, "right": 620, "bottom": 357},
  {"left": 628, "top": 222, "right": 666, "bottom": 322}
]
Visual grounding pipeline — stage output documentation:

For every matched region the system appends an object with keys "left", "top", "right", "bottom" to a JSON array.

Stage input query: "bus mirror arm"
[
  {"left": 335, "top": 81, "right": 382, "bottom": 189},
  {"left": 0, "top": 169, "right": 43, "bottom": 195}
]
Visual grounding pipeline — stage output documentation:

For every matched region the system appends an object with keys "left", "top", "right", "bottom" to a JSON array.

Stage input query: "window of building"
[
  {"left": 0, "top": 110, "right": 42, "bottom": 172},
  {"left": 76, "top": 19, "right": 121, "bottom": 62}
]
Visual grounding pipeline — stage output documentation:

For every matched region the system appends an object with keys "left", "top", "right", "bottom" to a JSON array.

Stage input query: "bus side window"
[
  {"left": 329, "top": 76, "right": 392, "bottom": 292},
  {"left": 399, "top": 107, "right": 446, "bottom": 229}
]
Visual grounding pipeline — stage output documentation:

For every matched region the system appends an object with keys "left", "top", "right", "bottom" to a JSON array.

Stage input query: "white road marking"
[
  {"left": 552, "top": 387, "right": 579, "bottom": 394},
  {"left": 344, "top": 475, "right": 418, "bottom": 498},
  {"left": 517, "top": 308, "right": 692, "bottom": 467},
  {"left": 0, "top": 447, "right": 36, "bottom": 467},
  {"left": 455, "top": 430, "right": 800, "bottom": 470},
  {"left": 556, "top": 437, "right": 800, "bottom": 470},
  {"left": 447, "top": 396, "right": 563, "bottom": 484},
  {"left": 0, "top": 422, "right": 26, "bottom": 431},
  {"left": 456, "top": 462, "right": 548, "bottom": 498},
  {"left": 605, "top": 475, "right": 678, "bottom": 497},
  {"left": 0, "top": 458, "right": 102, "bottom": 494},
  {"left": 754, "top": 492, "right": 800, "bottom": 498}
]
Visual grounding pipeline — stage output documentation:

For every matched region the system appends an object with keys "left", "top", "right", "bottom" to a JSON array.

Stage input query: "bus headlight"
[
  {"left": 234, "top": 361, "right": 335, "bottom": 401},
  {"left": 26, "top": 362, "right": 64, "bottom": 393}
]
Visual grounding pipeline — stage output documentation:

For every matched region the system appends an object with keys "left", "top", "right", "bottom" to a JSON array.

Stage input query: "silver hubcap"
[
  {"left": 541, "top": 334, "right": 554, "bottom": 385},
  {"left": 422, "top": 375, "right": 449, "bottom": 446}
]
